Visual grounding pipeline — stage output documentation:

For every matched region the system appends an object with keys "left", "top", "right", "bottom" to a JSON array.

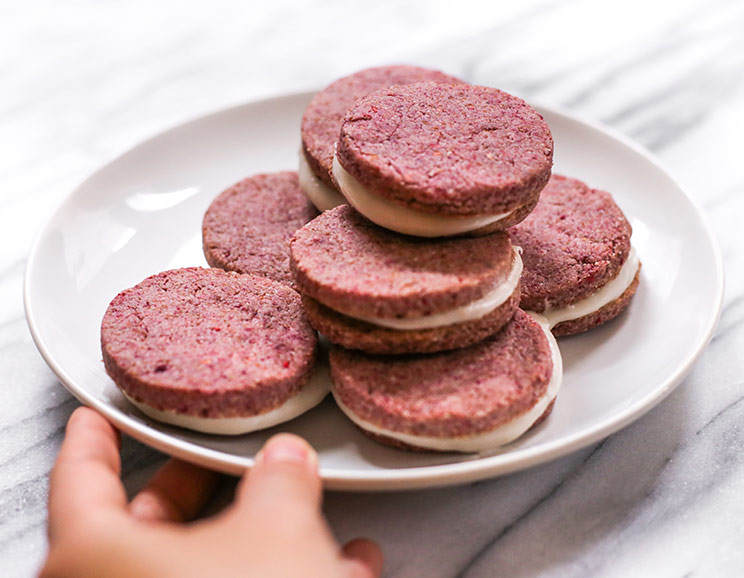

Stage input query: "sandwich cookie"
[
  {"left": 289, "top": 205, "right": 522, "bottom": 354},
  {"left": 329, "top": 310, "right": 562, "bottom": 453},
  {"left": 334, "top": 82, "right": 553, "bottom": 237},
  {"left": 509, "top": 174, "right": 641, "bottom": 336},
  {"left": 101, "top": 268, "right": 325, "bottom": 435},
  {"left": 300, "top": 65, "right": 462, "bottom": 211},
  {"left": 202, "top": 171, "right": 318, "bottom": 289}
]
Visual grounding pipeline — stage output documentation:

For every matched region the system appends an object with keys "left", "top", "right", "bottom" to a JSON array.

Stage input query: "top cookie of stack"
[{"left": 334, "top": 81, "right": 553, "bottom": 237}]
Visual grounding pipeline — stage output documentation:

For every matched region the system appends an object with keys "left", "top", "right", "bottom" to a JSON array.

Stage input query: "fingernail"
[{"left": 256, "top": 434, "right": 317, "bottom": 468}]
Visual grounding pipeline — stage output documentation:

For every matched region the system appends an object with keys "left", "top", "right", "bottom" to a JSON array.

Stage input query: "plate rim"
[{"left": 24, "top": 90, "right": 725, "bottom": 491}]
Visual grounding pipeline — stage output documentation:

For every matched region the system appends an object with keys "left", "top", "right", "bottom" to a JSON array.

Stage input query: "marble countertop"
[{"left": 3, "top": 0, "right": 744, "bottom": 575}]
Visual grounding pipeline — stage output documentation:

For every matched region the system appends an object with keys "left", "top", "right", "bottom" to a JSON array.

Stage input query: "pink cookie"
[
  {"left": 329, "top": 310, "right": 562, "bottom": 452},
  {"left": 202, "top": 171, "right": 318, "bottom": 289},
  {"left": 509, "top": 174, "right": 640, "bottom": 336},
  {"left": 101, "top": 268, "right": 325, "bottom": 434},
  {"left": 334, "top": 82, "right": 552, "bottom": 237},
  {"left": 290, "top": 205, "right": 522, "bottom": 354}
]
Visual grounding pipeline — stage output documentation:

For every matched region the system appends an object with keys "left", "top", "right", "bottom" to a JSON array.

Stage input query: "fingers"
[
  {"left": 342, "top": 538, "right": 384, "bottom": 578},
  {"left": 234, "top": 433, "right": 322, "bottom": 526},
  {"left": 229, "top": 435, "right": 384, "bottom": 578},
  {"left": 48, "top": 407, "right": 127, "bottom": 540},
  {"left": 129, "top": 459, "right": 220, "bottom": 523}
]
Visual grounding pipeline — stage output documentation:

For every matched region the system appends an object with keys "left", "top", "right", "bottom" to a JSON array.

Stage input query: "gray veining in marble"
[{"left": 2, "top": 0, "right": 744, "bottom": 576}]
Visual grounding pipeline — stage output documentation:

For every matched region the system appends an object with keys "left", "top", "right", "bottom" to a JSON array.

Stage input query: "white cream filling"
[
  {"left": 298, "top": 149, "right": 347, "bottom": 211},
  {"left": 124, "top": 363, "right": 330, "bottom": 436},
  {"left": 332, "top": 154, "right": 514, "bottom": 237},
  {"left": 332, "top": 313, "right": 562, "bottom": 453},
  {"left": 541, "top": 246, "right": 640, "bottom": 328},
  {"left": 354, "top": 249, "right": 523, "bottom": 331}
]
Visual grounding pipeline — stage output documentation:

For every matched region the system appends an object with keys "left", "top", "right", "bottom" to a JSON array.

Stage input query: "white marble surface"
[{"left": 3, "top": 0, "right": 744, "bottom": 575}]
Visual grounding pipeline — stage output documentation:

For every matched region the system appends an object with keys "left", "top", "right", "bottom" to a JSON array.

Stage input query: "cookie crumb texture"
[
  {"left": 337, "top": 82, "right": 553, "bottom": 216},
  {"left": 330, "top": 310, "right": 553, "bottom": 437},
  {"left": 101, "top": 268, "right": 317, "bottom": 418},
  {"left": 202, "top": 171, "right": 318, "bottom": 288},
  {"left": 510, "top": 174, "right": 633, "bottom": 310},
  {"left": 301, "top": 65, "right": 462, "bottom": 188}
]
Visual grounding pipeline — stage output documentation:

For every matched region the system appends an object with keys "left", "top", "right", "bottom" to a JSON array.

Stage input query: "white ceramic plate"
[{"left": 25, "top": 92, "right": 723, "bottom": 491}]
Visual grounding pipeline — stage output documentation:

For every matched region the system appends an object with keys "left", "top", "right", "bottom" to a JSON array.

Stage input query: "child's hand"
[{"left": 41, "top": 407, "right": 382, "bottom": 578}]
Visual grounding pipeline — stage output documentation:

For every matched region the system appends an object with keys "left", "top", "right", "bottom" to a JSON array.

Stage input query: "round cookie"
[
  {"left": 329, "top": 310, "right": 562, "bottom": 453},
  {"left": 300, "top": 65, "right": 462, "bottom": 211},
  {"left": 202, "top": 171, "right": 318, "bottom": 289},
  {"left": 508, "top": 174, "right": 640, "bottom": 336},
  {"left": 334, "top": 82, "right": 553, "bottom": 237},
  {"left": 289, "top": 205, "right": 522, "bottom": 354},
  {"left": 101, "top": 268, "right": 325, "bottom": 434}
]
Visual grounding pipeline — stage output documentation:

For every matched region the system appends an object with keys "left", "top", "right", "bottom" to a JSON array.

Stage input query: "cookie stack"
[
  {"left": 288, "top": 67, "right": 639, "bottom": 452},
  {"left": 100, "top": 65, "right": 640, "bottom": 451}
]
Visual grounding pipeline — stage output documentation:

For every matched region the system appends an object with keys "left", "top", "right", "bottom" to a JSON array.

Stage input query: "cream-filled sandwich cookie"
[
  {"left": 509, "top": 174, "right": 640, "bottom": 336},
  {"left": 289, "top": 205, "right": 521, "bottom": 354},
  {"left": 334, "top": 82, "right": 552, "bottom": 237},
  {"left": 329, "top": 310, "right": 562, "bottom": 453},
  {"left": 101, "top": 268, "right": 324, "bottom": 434}
]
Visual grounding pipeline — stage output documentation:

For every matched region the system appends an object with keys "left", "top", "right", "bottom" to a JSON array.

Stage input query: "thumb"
[{"left": 235, "top": 433, "right": 322, "bottom": 526}]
